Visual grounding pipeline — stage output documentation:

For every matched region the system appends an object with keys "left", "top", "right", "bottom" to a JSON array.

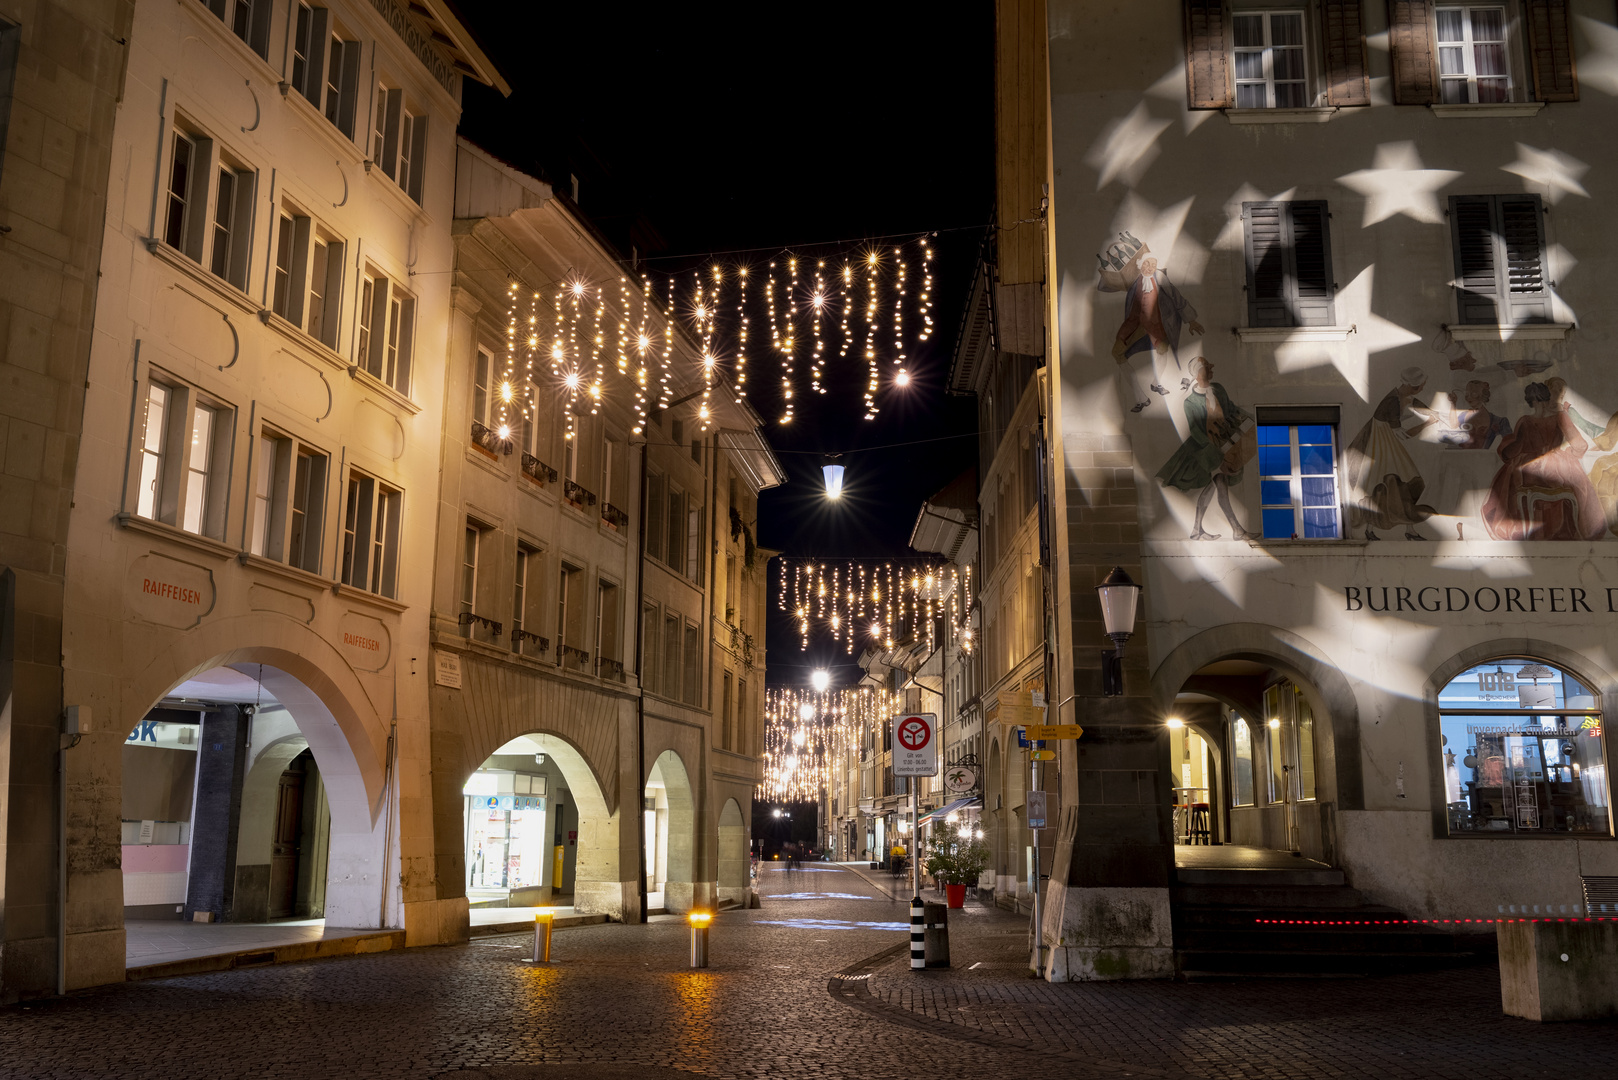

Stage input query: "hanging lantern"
[{"left": 823, "top": 459, "right": 845, "bottom": 500}]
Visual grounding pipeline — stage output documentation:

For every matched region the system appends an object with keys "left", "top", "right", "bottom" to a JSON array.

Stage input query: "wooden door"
[{"left": 268, "top": 769, "right": 305, "bottom": 919}]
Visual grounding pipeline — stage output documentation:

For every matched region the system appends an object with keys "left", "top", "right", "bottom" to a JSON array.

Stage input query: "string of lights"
[
  {"left": 488, "top": 236, "right": 939, "bottom": 440},
  {"left": 758, "top": 686, "right": 903, "bottom": 804},
  {"left": 777, "top": 558, "right": 974, "bottom": 655}
]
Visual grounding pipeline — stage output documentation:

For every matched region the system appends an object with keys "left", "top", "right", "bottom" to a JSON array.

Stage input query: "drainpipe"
[{"left": 633, "top": 439, "right": 649, "bottom": 923}]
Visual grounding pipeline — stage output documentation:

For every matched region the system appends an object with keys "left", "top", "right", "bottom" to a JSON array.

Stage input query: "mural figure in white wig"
[{"left": 1098, "top": 232, "right": 1203, "bottom": 413}]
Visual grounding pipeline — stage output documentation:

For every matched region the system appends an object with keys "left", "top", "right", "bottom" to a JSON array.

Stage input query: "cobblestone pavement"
[{"left": 0, "top": 863, "right": 1613, "bottom": 1079}]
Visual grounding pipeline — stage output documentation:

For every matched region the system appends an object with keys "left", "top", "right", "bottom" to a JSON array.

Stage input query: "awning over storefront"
[{"left": 918, "top": 796, "right": 980, "bottom": 826}]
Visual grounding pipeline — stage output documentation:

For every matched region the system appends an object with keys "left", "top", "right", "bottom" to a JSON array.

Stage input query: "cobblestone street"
[{"left": 2, "top": 864, "right": 1614, "bottom": 1079}]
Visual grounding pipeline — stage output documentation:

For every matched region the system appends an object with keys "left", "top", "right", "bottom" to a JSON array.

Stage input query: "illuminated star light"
[
  {"left": 1337, "top": 142, "right": 1461, "bottom": 226},
  {"left": 1501, "top": 143, "right": 1590, "bottom": 204}
]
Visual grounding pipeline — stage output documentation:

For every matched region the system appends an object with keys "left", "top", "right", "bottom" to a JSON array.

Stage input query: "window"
[
  {"left": 641, "top": 601, "right": 658, "bottom": 692},
  {"left": 1232, "top": 713, "right": 1257, "bottom": 806},
  {"left": 556, "top": 562, "right": 585, "bottom": 667},
  {"left": 323, "top": 30, "right": 360, "bottom": 137},
  {"left": 1232, "top": 11, "right": 1307, "bottom": 108},
  {"left": 163, "top": 125, "right": 256, "bottom": 286},
  {"left": 357, "top": 269, "right": 414, "bottom": 393},
  {"left": 691, "top": 438, "right": 702, "bottom": 463},
  {"left": 665, "top": 486, "right": 685, "bottom": 571},
  {"left": 209, "top": 161, "right": 254, "bottom": 288},
  {"left": 372, "top": 85, "right": 426, "bottom": 202},
  {"left": 204, "top": 0, "right": 271, "bottom": 59},
  {"left": 1439, "top": 659, "right": 1609, "bottom": 836},
  {"left": 340, "top": 472, "right": 401, "bottom": 598},
  {"left": 685, "top": 498, "right": 703, "bottom": 583},
  {"left": 595, "top": 579, "right": 619, "bottom": 675},
  {"left": 271, "top": 207, "right": 344, "bottom": 346},
  {"left": 460, "top": 521, "right": 481, "bottom": 638},
  {"left": 645, "top": 473, "right": 666, "bottom": 562},
  {"left": 290, "top": 4, "right": 321, "bottom": 103},
  {"left": 249, "top": 430, "right": 327, "bottom": 572},
  {"left": 1257, "top": 408, "right": 1341, "bottom": 539},
  {"left": 471, "top": 348, "right": 491, "bottom": 428},
  {"left": 737, "top": 678, "right": 747, "bottom": 753},
  {"left": 1449, "top": 194, "right": 1551, "bottom": 326},
  {"left": 1243, "top": 201, "right": 1334, "bottom": 327},
  {"left": 135, "top": 377, "right": 230, "bottom": 540},
  {"left": 722, "top": 672, "right": 733, "bottom": 749},
  {"left": 683, "top": 621, "right": 701, "bottom": 705},
  {"left": 601, "top": 437, "right": 616, "bottom": 509},
  {"left": 0, "top": 20, "right": 17, "bottom": 188},
  {"left": 1437, "top": 6, "right": 1510, "bottom": 103},
  {"left": 512, "top": 543, "right": 537, "bottom": 655},
  {"left": 662, "top": 612, "right": 680, "bottom": 698}
]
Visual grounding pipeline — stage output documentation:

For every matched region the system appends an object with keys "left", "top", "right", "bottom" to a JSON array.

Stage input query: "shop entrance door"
[
  {"left": 268, "top": 767, "right": 304, "bottom": 919},
  {"left": 1263, "top": 682, "right": 1318, "bottom": 855}
]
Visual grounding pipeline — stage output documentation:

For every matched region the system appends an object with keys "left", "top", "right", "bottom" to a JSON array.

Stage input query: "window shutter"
[
  {"left": 1288, "top": 201, "right": 1335, "bottom": 326},
  {"left": 1498, "top": 196, "right": 1551, "bottom": 324},
  {"left": 1183, "top": 0, "right": 1232, "bottom": 110},
  {"left": 1386, "top": 0, "right": 1438, "bottom": 105},
  {"left": 301, "top": 9, "right": 329, "bottom": 104},
  {"left": 338, "top": 42, "right": 362, "bottom": 137},
  {"left": 1243, "top": 202, "right": 1290, "bottom": 327},
  {"left": 1449, "top": 196, "right": 1501, "bottom": 324},
  {"left": 1525, "top": 0, "right": 1578, "bottom": 102},
  {"left": 1320, "top": 1, "right": 1370, "bottom": 106}
]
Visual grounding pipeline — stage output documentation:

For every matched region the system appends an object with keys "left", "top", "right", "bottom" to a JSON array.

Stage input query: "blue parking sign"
[{"left": 1015, "top": 727, "right": 1044, "bottom": 750}]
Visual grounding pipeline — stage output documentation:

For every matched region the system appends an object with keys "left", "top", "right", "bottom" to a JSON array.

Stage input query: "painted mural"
[{"left": 1093, "top": 229, "right": 1618, "bottom": 545}]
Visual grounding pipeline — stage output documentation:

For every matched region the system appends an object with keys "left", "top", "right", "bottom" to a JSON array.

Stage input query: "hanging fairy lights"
[
  {"left": 758, "top": 685, "right": 903, "bottom": 804},
  {"left": 778, "top": 558, "right": 974, "bottom": 656},
  {"left": 490, "top": 233, "right": 939, "bottom": 450}
]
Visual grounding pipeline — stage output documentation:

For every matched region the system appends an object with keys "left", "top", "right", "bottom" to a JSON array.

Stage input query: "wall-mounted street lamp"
[
  {"left": 811, "top": 668, "right": 830, "bottom": 693},
  {"left": 1096, "top": 566, "right": 1141, "bottom": 697}
]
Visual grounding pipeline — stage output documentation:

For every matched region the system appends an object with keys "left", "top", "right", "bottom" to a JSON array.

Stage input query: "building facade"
[
  {"left": 0, "top": 0, "right": 134, "bottom": 1002},
  {"left": 437, "top": 140, "right": 780, "bottom": 920},
  {"left": 996, "top": 0, "right": 1618, "bottom": 980}
]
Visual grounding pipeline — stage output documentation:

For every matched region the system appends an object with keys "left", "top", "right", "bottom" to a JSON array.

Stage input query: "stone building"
[
  {"left": 0, "top": 0, "right": 134, "bottom": 1002},
  {"left": 38, "top": 0, "right": 503, "bottom": 995},
  {"left": 991, "top": 0, "right": 1618, "bottom": 980},
  {"left": 436, "top": 140, "right": 780, "bottom": 921}
]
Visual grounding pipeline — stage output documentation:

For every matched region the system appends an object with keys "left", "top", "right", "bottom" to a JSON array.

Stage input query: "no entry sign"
[{"left": 892, "top": 713, "right": 938, "bottom": 777}]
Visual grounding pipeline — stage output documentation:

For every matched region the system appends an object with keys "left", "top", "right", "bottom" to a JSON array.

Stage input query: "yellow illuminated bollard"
[
  {"left": 688, "top": 910, "right": 712, "bottom": 968},
  {"left": 533, "top": 909, "right": 554, "bottom": 963}
]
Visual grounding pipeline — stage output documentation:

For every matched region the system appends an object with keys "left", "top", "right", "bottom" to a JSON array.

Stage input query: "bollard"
[
  {"left": 688, "top": 910, "right": 712, "bottom": 968},
  {"left": 924, "top": 901, "right": 950, "bottom": 968},
  {"left": 533, "top": 910, "right": 554, "bottom": 963},
  {"left": 910, "top": 897, "right": 925, "bottom": 970}
]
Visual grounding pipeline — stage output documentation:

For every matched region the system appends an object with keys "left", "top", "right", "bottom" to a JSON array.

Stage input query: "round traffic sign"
[{"left": 896, "top": 716, "right": 931, "bottom": 751}]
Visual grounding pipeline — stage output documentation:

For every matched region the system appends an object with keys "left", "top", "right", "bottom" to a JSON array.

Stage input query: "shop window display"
[{"left": 1438, "top": 659, "right": 1609, "bottom": 836}]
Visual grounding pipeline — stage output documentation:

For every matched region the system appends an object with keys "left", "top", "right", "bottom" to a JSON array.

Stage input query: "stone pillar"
[{"left": 183, "top": 707, "right": 249, "bottom": 920}]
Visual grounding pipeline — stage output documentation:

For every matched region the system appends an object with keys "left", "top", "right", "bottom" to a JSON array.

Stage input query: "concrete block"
[
  {"left": 65, "top": 927, "right": 125, "bottom": 991},
  {"left": 1499, "top": 920, "right": 1618, "bottom": 1021},
  {"left": 1042, "top": 885, "right": 1175, "bottom": 982}
]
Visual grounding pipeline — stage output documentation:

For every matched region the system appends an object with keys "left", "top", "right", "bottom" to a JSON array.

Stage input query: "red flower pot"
[{"left": 945, "top": 882, "right": 967, "bottom": 908}]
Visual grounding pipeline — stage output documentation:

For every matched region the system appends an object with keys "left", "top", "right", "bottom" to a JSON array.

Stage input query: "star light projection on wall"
[
  {"left": 489, "top": 236, "right": 938, "bottom": 447},
  {"left": 778, "top": 558, "right": 973, "bottom": 654},
  {"left": 759, "top": 686, "right": 901, "bottom": 804}
]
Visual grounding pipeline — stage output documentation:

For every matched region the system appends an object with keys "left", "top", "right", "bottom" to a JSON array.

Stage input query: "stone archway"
[
  {"left": 717, "top": 798, "right": 749, "bottom": 906},
  {"left": 645, "top": 750, "right": 696, "bottom": 914}
]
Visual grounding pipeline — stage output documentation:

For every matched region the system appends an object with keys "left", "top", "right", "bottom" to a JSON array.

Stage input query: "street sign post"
[{"left": 892, "top": 713, "right": 937, "bottom": 971}]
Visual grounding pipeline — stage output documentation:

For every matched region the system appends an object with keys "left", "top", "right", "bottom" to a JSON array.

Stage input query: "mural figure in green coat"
[{"left": 1156, "top": 357, "right": 1255, "bottom": 541}]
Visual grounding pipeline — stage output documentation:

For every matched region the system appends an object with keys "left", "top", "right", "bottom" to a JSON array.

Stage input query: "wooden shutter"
[
  {"left": 301, "top": 9, "right": 328, "bottom": 104},
  {"left": 1244, "top": 201, "right": 1336, "bottom": 328},
  {"left": 1184, "top": 0, "right": 1232, "bottom": 109},
  {"left": 1289, "top": 201, "right": 1336, "bottom": 326},
  {"left": 1386, "top": 0, "right": 1438, "bottom": 105},
  {"left": 1321, "top": 1, "right": 1370, "bottom": 106},
  {"left": 1244, "top": 202, "right": 1289, "bottom": 327},
  {"left": 1526, "top": 0, "right": 1578, "bottom": 102},
  {"left": 1449, "top": 195, "right": 1550, "bottom": 325}
]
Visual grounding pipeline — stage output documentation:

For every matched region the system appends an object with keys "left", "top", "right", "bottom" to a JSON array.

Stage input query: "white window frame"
[
  {"left": 1231, "top": 9, "right": 1310, "bottom": 109},
  {"left": 340, "top": 470, "right": 401, "bottom": 598},
  {"left": 249, "top": 428, "right": 328, "bottom": 572},
  {"left": 271, "top": 203, "right": 345, "bottom": 347},
  {"left": 356, "top": 267, "right": 414, "bottom": 394},
  {"left": 371, "top": 81, "right": 427, "bottom": 203},
  {"left": 162, "top": 119, "right": 256, "bottom": 291},
  {"left": 1435, "top": 5, "right": 1517, "bottom": 104},
  {"left": 460, "top": 520, "right": 484, "bottom": 639},
  {"left": 134, "top": 373, "right": 233, "bottom": 540},
  {"left": 512, "top": 542, "right": 539, "bottom": 656},
  {"left": 204, "top": 0, "right": 272, "bottom": 59},
  {"left": 471, "top": 346, "right": 492, "bottom": 428}
]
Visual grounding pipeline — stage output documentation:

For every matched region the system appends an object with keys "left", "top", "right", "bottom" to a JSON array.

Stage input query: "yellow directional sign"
[
  {"left": 1024, "top": 724, "right": 1084, "bottom": 740},
  {"left": 1029, "top": 750, "right": 1056, "bottom": 761},
  {"left": 996, "top": 705, "right": 1046, "bottom": 726}
]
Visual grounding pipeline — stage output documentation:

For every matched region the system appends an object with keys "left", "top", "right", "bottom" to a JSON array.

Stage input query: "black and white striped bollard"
[{"left": 910, "top": 896, "right": 925, "bottom": 970}]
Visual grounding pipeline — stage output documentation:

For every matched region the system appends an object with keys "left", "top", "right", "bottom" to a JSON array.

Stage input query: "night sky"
[{"left": 452, "top": 2, "right": 994, "bottom": 689}]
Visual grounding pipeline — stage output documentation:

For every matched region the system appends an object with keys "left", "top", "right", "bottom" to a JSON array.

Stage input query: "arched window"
[{"left": 1438, "top": 659, "right": 1608, "bottom": 836}]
